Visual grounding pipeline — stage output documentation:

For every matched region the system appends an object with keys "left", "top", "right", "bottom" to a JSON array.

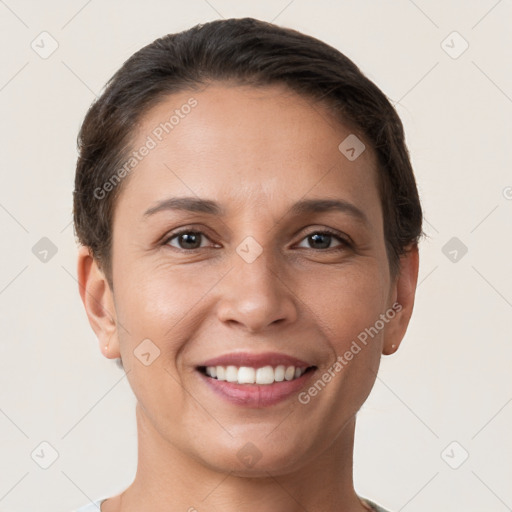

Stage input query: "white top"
[
  {"left": 74, "top": 498, "right": 106, "bottom": 512},
  {"left": 74, "top": 496, "right": 391, "bottom": 511}
]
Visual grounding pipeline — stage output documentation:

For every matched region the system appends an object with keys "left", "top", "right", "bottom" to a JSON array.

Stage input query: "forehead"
[{"left": 117, "top": 83, "right": 381, "bottom": 221}]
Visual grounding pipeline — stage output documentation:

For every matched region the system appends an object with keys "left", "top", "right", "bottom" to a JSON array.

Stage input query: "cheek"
[
  {"left": 300, "top": 262, "right": 389, "bottom": 352},
  {"left": 113, "top": 263, "right": 219, "bottom": 364},
  {"left": 112, "top": 271, "right": 194, "bottom": 427}
]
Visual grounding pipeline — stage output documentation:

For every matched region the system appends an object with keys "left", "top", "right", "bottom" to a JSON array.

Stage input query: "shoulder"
[
  {"left": 72, "top": 498, "right": 106, "bottom": 512},
  {"left": 74, "top": 496, "right": 389, "bottom": 512}
]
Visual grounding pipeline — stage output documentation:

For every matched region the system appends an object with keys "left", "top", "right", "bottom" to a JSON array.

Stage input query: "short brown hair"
[{"left": 73, "top": 17, "right": 423, "bottom": 289}]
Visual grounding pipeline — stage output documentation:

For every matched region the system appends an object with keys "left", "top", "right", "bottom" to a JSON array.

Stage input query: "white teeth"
[
  {"left": 274, "top": 365, "right": 285, "bottom": 382},
  {"left": 256, "top": 366, "right": 274, "bottom": 385},
  {"left": 225, "top": 365, "right": 238, "bottom": 382},
  {"left": 204, "top": 365, "right": 308, "bottom": 385},
  {"left": 285, "top": 366, "right": 296, "bottom": 381},
  {"left": 238, "top": 367, "right": 256, "bottom": 384}
]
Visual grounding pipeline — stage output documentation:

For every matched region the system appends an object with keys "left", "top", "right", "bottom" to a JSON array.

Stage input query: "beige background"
[{"left": 0, "top": 1, "right": 511, "bottom": 511}]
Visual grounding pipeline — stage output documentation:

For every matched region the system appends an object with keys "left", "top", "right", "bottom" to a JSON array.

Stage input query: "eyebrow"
[{"left": 143, "top": 196, "right": 370, "bottom": 225}]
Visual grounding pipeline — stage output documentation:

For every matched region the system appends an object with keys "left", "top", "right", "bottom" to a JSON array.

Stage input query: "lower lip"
[{"left": 197, "top": 368, "right": 316, "bottom": 408}]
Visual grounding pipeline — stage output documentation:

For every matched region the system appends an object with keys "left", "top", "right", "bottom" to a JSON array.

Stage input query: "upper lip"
[{"left": 197, "top": 351, "right": 314, "bottom": 369}]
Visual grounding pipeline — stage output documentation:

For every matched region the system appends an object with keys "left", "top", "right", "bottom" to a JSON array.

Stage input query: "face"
[{"left": 79, "top": 82, "right": 418, "bottom": 476}]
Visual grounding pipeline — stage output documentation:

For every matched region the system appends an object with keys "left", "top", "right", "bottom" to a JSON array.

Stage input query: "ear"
[
  {"left": 77, "top": 245, "right": 121, "bottom": 360},
  {"left": 382, "top": 244, "right": 420, "bottom": 356}
]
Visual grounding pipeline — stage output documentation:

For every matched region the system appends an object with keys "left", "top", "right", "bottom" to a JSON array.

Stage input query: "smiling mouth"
[{"left": 197, "top": 365, "right": 317, "bottom": 385}]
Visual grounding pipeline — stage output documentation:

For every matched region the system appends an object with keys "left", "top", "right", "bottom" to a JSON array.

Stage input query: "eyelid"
[
  {"left": 162, "top": 227, "right": 216, "bottom": 249},
  {"left": 293, "top": 229, "right": 353, "bottom": 251},
  {"left": 293, "top": 225, "right": 353, "bottom": 245},
  {"left": 162, "top": 225, "right": 353, "bottom": 251}
]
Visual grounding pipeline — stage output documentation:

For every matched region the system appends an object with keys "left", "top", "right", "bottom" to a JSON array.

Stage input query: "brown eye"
[
  {"left": 297, "top": 230, "right": 351, "bottom": 250},
  {"left": 165, "top": 230, "right": 211, "bottom": 250}
]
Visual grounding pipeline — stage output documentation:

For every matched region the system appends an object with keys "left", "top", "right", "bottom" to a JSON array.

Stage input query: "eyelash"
[{"left": 161, "top": 227, "right": 352, "bottom": 252}]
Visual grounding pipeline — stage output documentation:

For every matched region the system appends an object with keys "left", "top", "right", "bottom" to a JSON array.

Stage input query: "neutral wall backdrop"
[{"left": 0, "top": 1, "right": 511, "bottom": 511}]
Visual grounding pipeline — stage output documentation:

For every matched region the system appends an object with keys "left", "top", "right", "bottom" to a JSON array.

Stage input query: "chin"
[{"left": 195, "top": 437, "right": 310, "bottom": 477}]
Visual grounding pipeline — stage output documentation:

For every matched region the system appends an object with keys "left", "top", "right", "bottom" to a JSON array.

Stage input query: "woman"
[{"left": 73, "top": 17, "right": 422, "bottom": 512}]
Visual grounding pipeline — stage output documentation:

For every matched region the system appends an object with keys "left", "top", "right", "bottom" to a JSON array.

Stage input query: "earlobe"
[
  {"left": 382, "top": 244, "right": 420, "bottom": 356},
  {"left": 76, "top": 245, "right": 121, "bottom": 359}
]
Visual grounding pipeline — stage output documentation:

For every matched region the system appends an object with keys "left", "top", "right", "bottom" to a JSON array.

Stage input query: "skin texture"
[{"left": 77, "top": 83, "right": 419, "bottom": 512}]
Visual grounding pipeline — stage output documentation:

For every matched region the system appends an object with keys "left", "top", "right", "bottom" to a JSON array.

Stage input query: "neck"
[{"left": 117, "top": 402, "right": 368, "bottom": 512}]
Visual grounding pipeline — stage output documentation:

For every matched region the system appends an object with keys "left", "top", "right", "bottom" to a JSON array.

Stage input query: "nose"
[{"left": 215, "top": 244, "right": 299, "bottom": 333}]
